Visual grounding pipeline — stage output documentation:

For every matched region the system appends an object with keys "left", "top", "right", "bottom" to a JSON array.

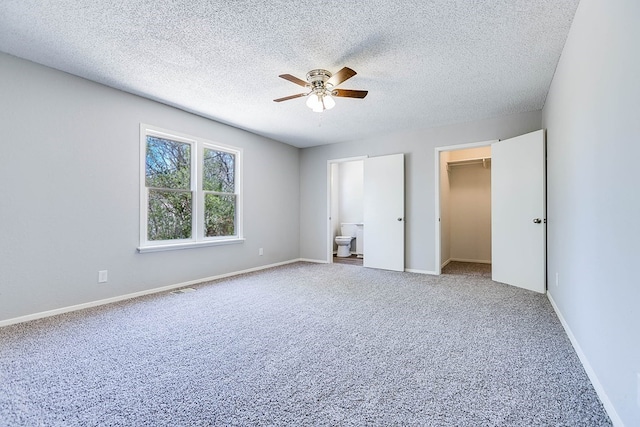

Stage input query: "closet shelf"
[{"left": 447, "top": 157, "right": 491, "bottom": 171}]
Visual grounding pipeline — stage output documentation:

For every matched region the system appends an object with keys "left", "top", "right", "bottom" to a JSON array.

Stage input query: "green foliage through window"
[
  {"left": 146, "top": 136, "right": 191, "bottom": 189},
  {"left": 148, "top": 190, "right": 192, "bottom": 240},
  {"left": 203, "top": 148, "right": 234, "bottom": 192},
  {"left": 205, "top": 194, "right": 235, "bottom": 237},
  {"left": 145, "top": 136, "right": 192, "bottom": 241},
  {"left": 203, "top": 148, "right": 236, "bottom": 237},
  {"left": 142, "top": 129, "right": 240, "bottom": 245}
]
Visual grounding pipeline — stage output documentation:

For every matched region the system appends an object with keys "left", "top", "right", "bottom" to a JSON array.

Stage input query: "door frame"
[
  {"left": 326, "top": 156, "right": 368, "bottom": 264},
  {"left": 434, "top": 140, "right": 497, "bottom": 275}
]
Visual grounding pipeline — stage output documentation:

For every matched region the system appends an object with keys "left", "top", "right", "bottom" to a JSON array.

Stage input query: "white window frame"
[{"left": 138, "top": 124, "right": 244, "bottom": 253}]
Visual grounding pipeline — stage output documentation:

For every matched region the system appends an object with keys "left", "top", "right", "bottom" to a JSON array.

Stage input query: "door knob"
[
  {"left": 397, "top": 217, "right": 403, "bottom": 221},
  {"left": 533, "top": 218, "right": 542, "bottom": 224}
]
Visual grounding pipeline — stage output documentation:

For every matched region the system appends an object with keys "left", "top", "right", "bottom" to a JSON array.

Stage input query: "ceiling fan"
[{"left": 273, "top": 67, "right": 368, "bottom": 112}]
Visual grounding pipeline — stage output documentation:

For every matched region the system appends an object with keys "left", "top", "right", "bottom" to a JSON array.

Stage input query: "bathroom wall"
[
  {"left": 330, "top": 162, "right": 340, "bottom": 252},
  {"left": 338, "top": 160, "right": 364, "bottom": 224}
]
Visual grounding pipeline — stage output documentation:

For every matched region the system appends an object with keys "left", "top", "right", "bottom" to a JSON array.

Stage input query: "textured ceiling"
[{"left": 0, "top": 0, "right": 580, "bottom": 148}]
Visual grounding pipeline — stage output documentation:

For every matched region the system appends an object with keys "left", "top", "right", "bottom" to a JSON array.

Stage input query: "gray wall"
[
  {"left": 0, "top": 53, "right": 300, "bottom": 322},
  {"left": 299, "top": 111, "right": 541, "bottom": 271},
  {"left": 542, "top": 0, "right": 640, "bottom": 425}
]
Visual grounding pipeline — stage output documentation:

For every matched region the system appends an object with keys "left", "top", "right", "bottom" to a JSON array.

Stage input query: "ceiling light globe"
[
  {"left": 306, "top": 93, "right": 321, "bottom": 110},
  {"left": 323, "top": 95, "right": 336, "bottom": 110}
]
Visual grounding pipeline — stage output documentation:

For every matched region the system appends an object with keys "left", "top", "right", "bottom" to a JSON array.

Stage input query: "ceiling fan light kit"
[{"left": 274, "top": 67, "right": 368, "bottom": 113}]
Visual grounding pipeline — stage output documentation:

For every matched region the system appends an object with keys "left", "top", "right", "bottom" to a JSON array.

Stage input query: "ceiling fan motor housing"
[{"left": 306, "top": 69, "right": 334, "bottom": 95}]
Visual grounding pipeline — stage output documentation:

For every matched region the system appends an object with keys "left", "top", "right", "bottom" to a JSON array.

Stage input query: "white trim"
[
  {"left": 0, "top": 259, "right": 304, "bottom": 328},
  {"left": 434, "top": 140, "right": 497, "bottom": 276},
  {"left": 441, "top": 258, "right": 452, "bottom": 269},
  {"left": 547, "top": 292, "right": 624, "bottom": 427},
  {"left": 139, "top": 123, "right": 243, "bottom": 250},
  {"left": 137, "top": 238, "right": 245, "bottom": 253},
  {"left": 298, "top": 258, "right": 329, "bottom": 264},
  {"left": 405, "top": 268, "right": 438, "bottom": 275}
]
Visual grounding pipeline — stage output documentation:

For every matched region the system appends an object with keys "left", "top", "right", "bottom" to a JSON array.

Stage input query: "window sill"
[{"left": 137, "top": 238, "right": 245, "bottom": 253}]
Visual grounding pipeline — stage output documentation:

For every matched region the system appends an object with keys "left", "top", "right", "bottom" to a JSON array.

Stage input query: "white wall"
[
  {"left": 338, "top": 160, "right": 364, "bottom": 224},
  {"left": 542, "top": 0, "right": 640, "bottom": 425},
  {"left": 330, "top": 162, "right": 340, "bottom": 251},
  {"left": 300, "top": 111, "right": 542, "bottom": 270},
  {"left": 0, "top": 53, "right": 300, "bottom": 322}
]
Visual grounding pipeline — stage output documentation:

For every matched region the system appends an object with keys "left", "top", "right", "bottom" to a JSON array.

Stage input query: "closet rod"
[{"left": 446, "top": 157, "right": 491, "bottom": 171}]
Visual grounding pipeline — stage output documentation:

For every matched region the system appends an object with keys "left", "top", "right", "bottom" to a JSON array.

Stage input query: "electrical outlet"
[
  {"left": 259, "top": 248, "right": 264, "bottom": 256},
  {"left": 555, "top": 272, "right": 559, "bottom": 287},
  {"left": 98, "top": 270, "right": 108, "bottom": 283}
]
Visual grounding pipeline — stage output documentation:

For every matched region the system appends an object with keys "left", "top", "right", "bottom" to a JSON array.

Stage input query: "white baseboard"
[
  {"left": 441, "top": 258, "right": 452, "bottom": 269},
  {"left": 450, "top": 258, "right": 492, "bottom": 264},
  {"left": 405, "top": 269, "right": 438, "bottom": 275},
  {"left": 0, "top": 258, "right": 305, "bottom": 328},
  {"left": 298, "top": 258, "right": 328, "bottom": 264},
  {"left": 547, "top": 292, "right": 624, "bottom": 427}
]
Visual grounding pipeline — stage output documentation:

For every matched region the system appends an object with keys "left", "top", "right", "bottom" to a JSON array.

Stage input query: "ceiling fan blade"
[
  {"left": 279, "top": 74, "right": 308, "bottom": 87},
  {"left": 332, "top": 89, "right": 368, "bottom": 99},
  {"left": 273, "top": 93, "right": 307, "bottom": 102},
  {"left": 326, "top": 67, "right": 357, "bottom": 87}
]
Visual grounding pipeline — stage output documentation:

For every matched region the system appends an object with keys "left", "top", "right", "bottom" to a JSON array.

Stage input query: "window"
[{"left": 139, "top": 125, "right": 243, "bottom": 252}]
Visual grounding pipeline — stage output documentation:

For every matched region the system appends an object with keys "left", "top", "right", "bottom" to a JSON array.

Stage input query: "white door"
[
  {"left": 491, "top": 130, "right": 546, "bottom": 293},
  {"left": 364, "top": 153, "right": 405, "bottom": 271}
]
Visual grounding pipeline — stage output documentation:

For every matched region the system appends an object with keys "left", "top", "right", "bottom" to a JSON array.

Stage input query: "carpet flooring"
[
  {"left": 0, "top": 262, "right": 611, "bottom": 426},
  {"left": 442, "top": 261, "right": 492, "bottom": 278}
]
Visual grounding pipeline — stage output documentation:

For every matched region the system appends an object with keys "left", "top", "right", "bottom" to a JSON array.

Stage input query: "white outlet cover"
[{"left": 98, "top": 270, "right": 108, "bottom": 283}]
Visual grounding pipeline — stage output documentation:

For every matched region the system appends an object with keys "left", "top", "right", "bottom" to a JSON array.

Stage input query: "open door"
[
  {"left": 491, "top": 130, "right": 546, "bottom": 293},
  {"left": 363, "top": 153, "right": 405, "bottom": 271}
]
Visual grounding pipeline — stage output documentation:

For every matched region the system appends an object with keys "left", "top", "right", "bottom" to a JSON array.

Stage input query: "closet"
[{"left": 439, "top": 146, "right": 492, "bottom": 269}]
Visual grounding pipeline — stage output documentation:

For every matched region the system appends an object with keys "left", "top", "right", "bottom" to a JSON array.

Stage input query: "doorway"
[
  {"left": 435, "top": 130, "right": 546, "bottom": 293},
  {"left": 327, "top": 153, "right": 405, "bottom": 271},
  {"left": 439, "top": 145, "right": 493, "bottom": 276},
  {"left": 435, "top": 140, "right": 496, "bottom": 275},
  {"left": 327, "top": 157, "right": 366, "bottom": 265}
]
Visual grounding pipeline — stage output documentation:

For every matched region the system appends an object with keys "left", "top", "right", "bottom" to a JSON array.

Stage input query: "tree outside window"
[
  {"left": 140, "top": 126, "right": 242, "bottom": 250},
  {"left": 203, "top": 148, "right": 236, "bottom": 237}
]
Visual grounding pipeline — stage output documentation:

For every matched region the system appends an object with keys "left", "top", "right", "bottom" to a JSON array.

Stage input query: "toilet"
[{"left": 335, "top": 223, "right": 358, "bottom": 257}]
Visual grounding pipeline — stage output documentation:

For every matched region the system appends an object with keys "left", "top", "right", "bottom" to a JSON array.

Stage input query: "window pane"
[
  {"left": 204, "top": 194, "right": 235, "bottom": 237},
  {"left": 146, "top": 136, "right": 191, "bottom": 189},
  {"left": 203, "top": 148, "right": 235, "bottom": 192},
  {"left": 148, "top": 190, "right": 192, "bottom": 240}
]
